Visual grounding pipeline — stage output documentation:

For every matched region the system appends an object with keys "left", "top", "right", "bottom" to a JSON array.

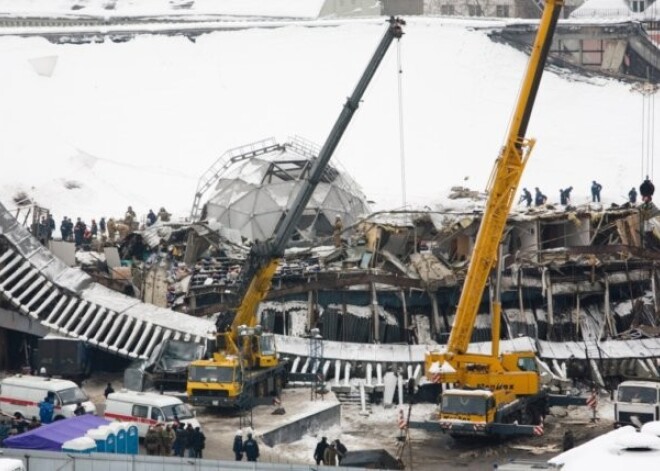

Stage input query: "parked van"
[
  {"left": 615, "top": 380, "right": 660, "bottom": 427},
  {"left": 104, "top": 390, "right": 200, "bottom": 437},
  {"left": 0, "top": 375, "right": 96, "bottom": 420}
]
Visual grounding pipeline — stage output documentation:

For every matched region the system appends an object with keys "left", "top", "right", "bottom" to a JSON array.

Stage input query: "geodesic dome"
[{"left": 202, "top": 137, "right": 370, "bottom": 244}]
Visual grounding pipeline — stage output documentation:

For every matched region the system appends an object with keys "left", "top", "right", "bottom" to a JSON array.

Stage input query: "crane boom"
[
  {"left": 230, "top": 17, "right": 405, "bottom": 335},
  {"left": 188, "top": 18, "right": 405, "bottom": 409},
  {"left": 447, "top": 1, "right": 562, "bottom": 355}
]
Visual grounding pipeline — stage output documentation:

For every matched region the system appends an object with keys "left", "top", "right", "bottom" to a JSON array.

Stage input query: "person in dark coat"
[
  {"left": 591, "top": 180, "right": 602, "bottom": 202},
  {"left": 90, "top": 219, "right": 98, "bottom": 238},
  {"left": 192, "top": 427, "right": 205, "bottom": 458},
  {"left": 73, "top": 218, "right": 86, "bottom": 248},
  {"left": 74, "top": 402, "right": 85, "bottom": 416},
  {"left": 185, "top": 423, "right": 195, "bottom": 457},
  {"left": 99, "top": 217, "right": 106, "bottom": 235},
  {"left": 60, "top": 217, "right": 68, "bottom": 240},
  {"left": 46, "top": 214, "right": 55, "bottom": 240},
  {"left": 640, "top": 176, "right": 655, "bottom": 204},
  {"left": 146, "top": 210, "right": 157, "bottom": 226},
  {"left": 173, "top": 424, "right": 186, "bottom": 457},
  {"left": 334, "top": 439, "right": 347, "bottom": 464},
  {"left": 534, "top": 187, "right": 547, "bottom": 206},
  {"left": 104, "top": 383, "right": 115, "bottom": 398},
  {"left": 243, "top": 432, "right": 259, "bottom": 462},
  {"left": 560, "top": 187, "right": 573, "bottom": 205},
  {"left": 314, "top": 436, "right": 329, "bottom": 465},
  {"left": 562, "top": 430, "right": 575, "bottom": 451},
  {"left": 629, "top": 187, "right": 638, "bottom": 204},
  {"left": 232, "top": 431, "right": 243, "bottom": 461},
  {"left": 519, "top": 188, "right": 532, "bottom": 207}
]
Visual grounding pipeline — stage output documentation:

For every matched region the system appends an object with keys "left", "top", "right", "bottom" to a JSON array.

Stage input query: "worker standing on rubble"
[
  {"left": 591, "top": 180, "right": 603, "bottom": 203},
  {"left": 333, "top": 216, "right": 343, "bottom": 247},
  {"left": 158, "top": 207, "right": 171, "bottom": 222},
  {"left": 640, "top": 176, "right": 655, "bottom": 204},
  {"left": 560, "top": 187, "right": 573, "bottom": 205},
  {"left": 534, "top": 187, "right": 547, "bottom": 206},
  {"left": 629, "top": 187, "right": 638, "bottom": 204},
  {"left": 519, "top": 188, "right": 532, "bottom": 207}
]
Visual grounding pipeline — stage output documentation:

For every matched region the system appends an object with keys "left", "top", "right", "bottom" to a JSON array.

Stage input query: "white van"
[
  {"left": 104, "top": 390, "right": 200, "bottom": 437},
  {"left": 0, "top": 375, "right": 96, "bottom": 420},
  {"left": 615, "top": 380, "right": 660, "bottom": 427}
]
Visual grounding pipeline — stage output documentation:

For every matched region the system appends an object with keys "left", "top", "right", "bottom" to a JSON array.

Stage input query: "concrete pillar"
[
  {"left": 322, "top": 360, "right": 331, "bottom": 378},
  {"left": 307, "top": 290, "right": 314, "bottom": 332},
  {"left": 397, "top": 375, "right": 404, "bottom": 406},
  {"left": 413, "top": 364, "right": 421, "bottom": 381},
  {"left": 301, "top": 357, "right": 310, "bottom": 374},
  {"left": 334, "top": 360, "right": 341, "bottom": 385},
  {"left": 400, "top": 289, "right": 409, "bottom": 333},
  {"left": 430, "top": 291, "right": 441, "bottom": 338},
  {"left": 359, "top": 382, "right": 368, "bottom": 415},
  {"left": 343, "top": 362, "right": 352, "bottom": 387},
  {"left": 545, "top": 269, "right": 554, "bottom": 337},
  {"left": 366, "top": 363, "right": 373, "bottom": 386},
  {"left": 376, "top": 363, "right": 383, "bottom": 386},
  {"left": 291, "top": 356, "right": 300, "bottom": 374},
  {"left": 371, "top": 282, "right": 379, "bottom": 343},
  {"left": 407, "top": 365, "right": 413, "bottom": 381}
]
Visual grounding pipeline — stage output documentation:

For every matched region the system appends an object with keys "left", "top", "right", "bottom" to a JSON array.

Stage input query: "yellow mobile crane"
[
  {"left": 422, "top": 0, "right": 565, "bottom": 437},
  {"left": 187, "top": 17, "right": 405, "bottom": 409}
]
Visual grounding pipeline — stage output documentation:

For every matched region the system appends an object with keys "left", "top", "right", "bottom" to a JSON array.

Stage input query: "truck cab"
[
  {"left": 438, "top": 389, "right": 497, "bottom": 435},
  {"left": 615, "top": 380, "right": 660, "bottom": 427}
]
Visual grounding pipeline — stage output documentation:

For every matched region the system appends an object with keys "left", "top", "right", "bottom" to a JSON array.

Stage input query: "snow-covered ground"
[{"left": 0, "top": 16, "right": 654, "bottom": 228}]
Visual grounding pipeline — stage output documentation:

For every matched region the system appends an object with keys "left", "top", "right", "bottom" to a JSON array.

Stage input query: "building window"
[
  {"left": 496, "top": 5, "right": 510, "bottom": 17},
  {"left": 468, "top": 4, "right": 483, "bottom": 16},
  {"left": 632, "top": 1, "right": 646, "bottom": 12},
  {"left": 582, "top": 39, "right": 604, "bottom": 66},
  {"left": 132, "top": 405, "right": 148, "bottom": 419},
  {"left": 440, "top": 4, "right": 455, "bottom": 15}
]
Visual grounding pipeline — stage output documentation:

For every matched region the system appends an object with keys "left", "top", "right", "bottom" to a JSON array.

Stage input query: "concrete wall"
[{"left": 261, "top": 403, "right": 341, "bottom": 447}]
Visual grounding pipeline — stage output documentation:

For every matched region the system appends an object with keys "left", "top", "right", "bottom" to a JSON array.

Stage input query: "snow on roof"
[
  {"left": 550, "top": 425, "right": 660, "bottom": 470},
  {"left": 0, "top": 0, "right": 327, "bottom": 19},
  {"left": 570, "top": 0, "right": 633, "bottom": 19}
]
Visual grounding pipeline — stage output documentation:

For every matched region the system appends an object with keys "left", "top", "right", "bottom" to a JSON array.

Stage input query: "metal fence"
[{"left": 0, "top": 449, "right": 372, "bottom": 471}]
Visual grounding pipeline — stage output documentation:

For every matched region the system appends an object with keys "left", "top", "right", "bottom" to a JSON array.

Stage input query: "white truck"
[
  {"left": 0, "top": 375, "right": 95, "bottom": 420},
  {"left": 614, "top": 380, "right": 660, "bottom": 427},
  {"left": 104, "top": 390, "right": 200, "bottom": 437}
]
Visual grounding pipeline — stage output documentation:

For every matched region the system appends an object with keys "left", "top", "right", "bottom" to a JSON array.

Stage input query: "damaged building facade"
[{"left": 2, "top": 135, "right": 660, "bottom": 390}]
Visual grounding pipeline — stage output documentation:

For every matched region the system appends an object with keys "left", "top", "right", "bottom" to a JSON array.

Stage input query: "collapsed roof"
[{"left": 202, "top": 137, "right": 370, "bottom": 245}]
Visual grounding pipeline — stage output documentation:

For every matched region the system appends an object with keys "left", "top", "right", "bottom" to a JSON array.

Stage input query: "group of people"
[
  {"left": 232, "top": 430, "right": 260, "bottom": 462},
  {"left": 518, "top": 177, "right": 658, "bottom": 208},
  {"left": 144, "top": 422, "right": 206, "bottom": 458},
  {"left": 313, "top": 436, "right": 348, "bottom": 466},
  {"left": 59, "top": 216, "right": 103, "bottom": 249},
  {"left": 42, "top": 205, "right": 173, "bottom": 250},
  {"left": 0, "top": 413, "right": 41, "bottom": 445}
]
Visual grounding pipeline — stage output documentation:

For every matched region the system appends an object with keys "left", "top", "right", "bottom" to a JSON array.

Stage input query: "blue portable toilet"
[
  {"left": 126, "top": 424, "right": 139, "bottom": 455},
  {"left": 110, "top": 422, "right": 127, "bottom": 454},
  {"left": 86, "top": 427, "right": 109, "bottom": 453},
  {"left": 98, "top": 426, "right": 116, "bottom": 453},
  {"left": 61, "top": 437, "right": 97, "bottom": 454}
]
